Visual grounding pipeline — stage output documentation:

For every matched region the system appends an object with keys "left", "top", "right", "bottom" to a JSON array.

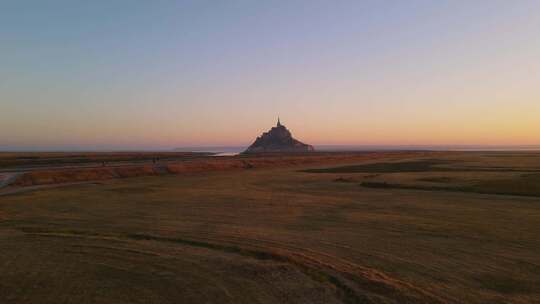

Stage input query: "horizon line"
[{"left": 2, "top": 144, "right": 540, "bottom": 153}]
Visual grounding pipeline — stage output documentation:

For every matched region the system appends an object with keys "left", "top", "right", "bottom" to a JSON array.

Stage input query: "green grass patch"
[
  {"left": 303, "top": 159, "right": 540, "bottom": 174},
  {"left": 304, "top": 160, "right": 452, "bottom": 173},
  {"left": 360, "top": 181, "right": 540, "bottom": 197}
]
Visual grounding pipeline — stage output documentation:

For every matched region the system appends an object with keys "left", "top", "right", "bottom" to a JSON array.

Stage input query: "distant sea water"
[
  {"left": 175, "top": 146, "right": 247, "bottom": 156},
  {"left": 175, "top": 145, "right": 540, "bottom": 156}
]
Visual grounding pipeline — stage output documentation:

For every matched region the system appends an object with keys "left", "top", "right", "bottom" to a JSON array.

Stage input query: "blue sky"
[{"left": 1, "top": 1, "right": 539, "bottom": 150}]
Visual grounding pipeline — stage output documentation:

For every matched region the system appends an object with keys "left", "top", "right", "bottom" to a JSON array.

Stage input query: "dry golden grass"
[
  {"left": 0, "top": 152, "right": 539, "bottom": 303},
  {"left": 7, "top": 151, "right": 438, "bottom": 187}
]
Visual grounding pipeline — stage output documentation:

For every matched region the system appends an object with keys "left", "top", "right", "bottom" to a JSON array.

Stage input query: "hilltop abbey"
[{"left": 244, "top": 118, "right": 315, "bottom": 153}]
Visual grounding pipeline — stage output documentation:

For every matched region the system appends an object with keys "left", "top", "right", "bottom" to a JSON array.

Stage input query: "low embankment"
[{"left": 7, "top": 152, "right": 442, "bottom": 188}]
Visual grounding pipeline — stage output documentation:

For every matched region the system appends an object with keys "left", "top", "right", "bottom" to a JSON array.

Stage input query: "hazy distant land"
[{"left": 173, "top": 145, "right": 540, "bottom": 155}]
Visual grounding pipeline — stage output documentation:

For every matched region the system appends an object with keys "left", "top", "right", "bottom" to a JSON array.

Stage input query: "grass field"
[{"left": 1, "top": 152, "right": 539, "bottom": 303}]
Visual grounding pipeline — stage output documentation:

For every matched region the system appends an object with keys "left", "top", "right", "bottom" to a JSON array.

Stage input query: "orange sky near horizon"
[{"left": 1, "top": 1, "right": 539, "bottom": 150}]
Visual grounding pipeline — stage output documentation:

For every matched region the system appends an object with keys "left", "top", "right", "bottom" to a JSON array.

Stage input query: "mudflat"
[{"left": 1, "top": 151, "right": 539, "bottom": 303}]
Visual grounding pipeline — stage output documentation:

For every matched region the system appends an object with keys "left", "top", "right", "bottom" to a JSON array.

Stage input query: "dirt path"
[
  {"left": 0, "top": 159, "right": 198, "bottom": 174},
  {"left": 0, "top": 181, "right": 100, "bottom": 196}
]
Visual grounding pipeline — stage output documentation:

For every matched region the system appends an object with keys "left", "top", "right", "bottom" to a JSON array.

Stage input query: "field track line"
[{"left": 19, "top": 228, "right": 451, "bottom": 304}]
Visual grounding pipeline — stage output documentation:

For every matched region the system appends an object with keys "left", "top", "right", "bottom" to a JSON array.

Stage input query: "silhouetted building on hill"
[{"left": 244, "top": 118, "right": 315, "bottom": 153}]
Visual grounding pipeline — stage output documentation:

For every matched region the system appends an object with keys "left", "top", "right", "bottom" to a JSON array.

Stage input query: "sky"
[{"left": 1, "top": 0, "right": 539, "bottom": 151}]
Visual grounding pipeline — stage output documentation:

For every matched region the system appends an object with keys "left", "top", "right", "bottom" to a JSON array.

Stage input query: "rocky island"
[{"left": 244, "top": 118, "right": 315, "bottom": 153}]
